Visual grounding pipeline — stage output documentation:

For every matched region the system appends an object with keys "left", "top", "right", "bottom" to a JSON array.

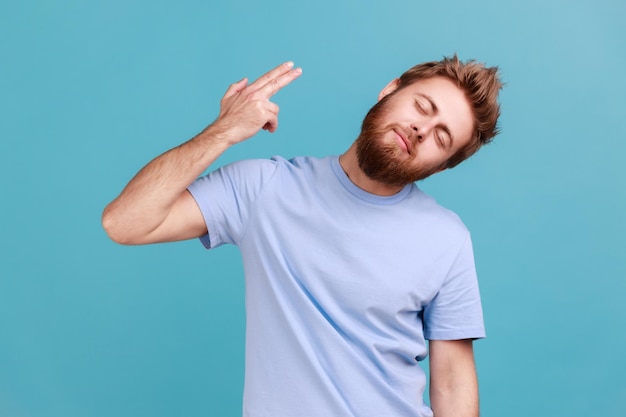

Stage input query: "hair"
[{"left": 397, "top": 54, "right": 503, "bottom": 168}]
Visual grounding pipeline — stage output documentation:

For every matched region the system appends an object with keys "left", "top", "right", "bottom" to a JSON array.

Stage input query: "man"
[{"left": 103, "top": 55, "right": 502, "bottom": 417}]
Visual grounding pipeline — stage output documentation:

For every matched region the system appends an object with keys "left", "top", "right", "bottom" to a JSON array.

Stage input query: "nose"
[
  {"left": 410, "top": 123, "right": 431, "bottom": 142},
  {"left": 411, "top": 125, "right": 423, "bottom": 142},
  {"left": 410, "top": 117, "right": 439, "bottom": 142}
]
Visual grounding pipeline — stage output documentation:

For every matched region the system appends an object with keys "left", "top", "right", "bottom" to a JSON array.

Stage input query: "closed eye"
[
  {"left": 416, "top": 94, "right": 437, "bottom": 114},
  {"left": 435, "top": 131, "right": 445, "bottom": 148},
  {"left": 415, "top": 100, "right": 428, "bottom": 115},
  {"left": 437, "top": 128, "right": 452, "bottom": 150}
]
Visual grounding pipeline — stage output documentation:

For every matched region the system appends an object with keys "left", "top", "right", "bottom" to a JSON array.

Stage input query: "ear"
[{"left": 378, "top": 78, "right": 400, "bottom": 101}]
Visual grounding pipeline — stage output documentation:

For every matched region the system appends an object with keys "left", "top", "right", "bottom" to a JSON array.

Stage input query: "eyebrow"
[{"left": 416, "top": 93, "right": 455, "bottom": 149}]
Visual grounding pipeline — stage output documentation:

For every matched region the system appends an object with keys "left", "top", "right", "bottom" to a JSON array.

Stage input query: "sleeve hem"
[
  {"left": 425, "top": 328, "right": 486, "bottom": 340},
  {"left": 186, "top": 183, "right": 221, "bottom": 249}
]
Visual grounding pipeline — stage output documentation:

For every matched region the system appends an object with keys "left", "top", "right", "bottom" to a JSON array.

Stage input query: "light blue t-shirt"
[{"left": 187, "top": 155, "right": 484, "bottom": 417}]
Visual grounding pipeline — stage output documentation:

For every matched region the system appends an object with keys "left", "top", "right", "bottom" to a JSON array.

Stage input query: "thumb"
[{"left": 223, "top": 77, "right": 248, "bottom": 98}]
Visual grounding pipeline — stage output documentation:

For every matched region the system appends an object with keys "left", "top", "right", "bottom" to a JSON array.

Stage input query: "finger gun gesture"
[{"left": 215, "top": 61, "right": 302, "bottom": 144}]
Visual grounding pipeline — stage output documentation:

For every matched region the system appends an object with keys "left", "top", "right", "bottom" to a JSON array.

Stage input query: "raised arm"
[
  {"left": 102, "top": 62, "right": 302, "bottom": 245},
  {"left": 429, "top": 339, "right": 479, "bottom": 417}
]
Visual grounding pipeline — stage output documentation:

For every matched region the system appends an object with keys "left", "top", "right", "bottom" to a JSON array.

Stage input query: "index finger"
[
  {"left": 257, "top": 66, "right": 302, "bottom": 98},
  {"left": 249, "top": 62, "right": 302, "bottom": 97}
]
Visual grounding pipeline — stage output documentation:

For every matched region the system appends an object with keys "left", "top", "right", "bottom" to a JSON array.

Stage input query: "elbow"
[{"left": 101, "top": 204, "right": 134, "bottom": 245}]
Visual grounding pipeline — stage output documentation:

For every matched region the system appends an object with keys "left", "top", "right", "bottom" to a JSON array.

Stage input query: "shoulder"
[
  {"left": 278, "top": 155, "right": 332, "bottom": 170},
  {"left": 268, "top": 155, "right": 335, "bottom": 182},
  {"left": 223, "top": 155, "right": 328, "bottom": 171},
  {"left": 219, "top": 157, "right": 280, "bottom": 173},
  {"left": 407, "top": 186, "right": 470, "bottom": 237},
  {"left": 199, "top": 155, "right": 332, "bottom": 191}
]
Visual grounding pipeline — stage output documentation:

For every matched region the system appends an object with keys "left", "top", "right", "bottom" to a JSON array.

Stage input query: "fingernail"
[{"left": 286, "top": 61, "right": 294, "bottom": 68}]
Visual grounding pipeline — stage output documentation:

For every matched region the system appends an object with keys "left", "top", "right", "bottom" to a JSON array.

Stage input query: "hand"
[{"left": 212, "top": 61, "right": 302, "bottom": 145}]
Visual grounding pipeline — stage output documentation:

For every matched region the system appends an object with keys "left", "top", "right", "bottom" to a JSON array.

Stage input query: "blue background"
[{"left": 1, "top": 0, "right": 624, "bottom": 416}]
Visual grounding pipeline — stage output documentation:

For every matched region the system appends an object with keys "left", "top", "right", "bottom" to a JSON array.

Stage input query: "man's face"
[{"left": 356, "top": 76, "right": 475, "bottom": 185}]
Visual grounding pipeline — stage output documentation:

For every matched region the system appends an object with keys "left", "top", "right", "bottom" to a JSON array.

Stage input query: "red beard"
[{"left": 355, "top": 94, "right": 442, "bottom": 185}]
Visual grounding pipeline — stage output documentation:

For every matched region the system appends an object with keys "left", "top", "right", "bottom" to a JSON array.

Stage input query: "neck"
[{"left": 338, "top": 142, "right": 406, "bottom": 196}]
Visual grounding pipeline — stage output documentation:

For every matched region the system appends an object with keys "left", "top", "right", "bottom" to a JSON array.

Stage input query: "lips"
[{"left": 392, "top": 128, "right": 411, "bottom": 154}]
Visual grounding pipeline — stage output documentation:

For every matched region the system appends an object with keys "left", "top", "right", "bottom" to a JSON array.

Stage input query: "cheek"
[
  {"left": 419, "top": 141, "right": 444, "bottom": 159},
  {"left": 417, "top": 144, "right": 453, "bottom": 168}
]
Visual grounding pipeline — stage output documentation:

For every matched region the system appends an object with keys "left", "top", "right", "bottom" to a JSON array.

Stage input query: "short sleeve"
[
  {"left": 423, "top": 235, "right": 485, "bottom": 340},
  {"left": 186, "top": 158, "right": 279, "bottom": 249}
]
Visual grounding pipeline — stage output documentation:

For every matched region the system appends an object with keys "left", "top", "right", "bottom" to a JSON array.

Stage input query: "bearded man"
[{"left": 103, "top": 55, "right": 502, "bottom": 417}]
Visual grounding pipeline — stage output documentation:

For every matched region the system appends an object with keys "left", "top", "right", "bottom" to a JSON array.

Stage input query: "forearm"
[
  {"left": 102, "top": 123, "right": 232, "bottom": 243},
  {"left": 429, "top": 339, "right": 479, "bottom": 417},
  {"left": 430, "top": 370, "right": 479, "bottom": 417}
]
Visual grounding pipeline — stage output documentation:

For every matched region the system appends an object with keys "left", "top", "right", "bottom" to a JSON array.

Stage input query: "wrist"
[
  {"left": 200, "top": 119, "right": 247, "bottom": 147},
  {"left": 190, "top": 125, "right": 232, "bottom": 152}
]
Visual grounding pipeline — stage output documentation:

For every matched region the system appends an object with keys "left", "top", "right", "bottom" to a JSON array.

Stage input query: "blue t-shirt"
[{"left": 188, "top": 155, "right": 484, "bottom": 417}]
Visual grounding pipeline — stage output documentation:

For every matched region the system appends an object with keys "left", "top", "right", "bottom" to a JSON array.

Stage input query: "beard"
[{"left": 355, "top": 95, "right": 442, "bottom": 186}]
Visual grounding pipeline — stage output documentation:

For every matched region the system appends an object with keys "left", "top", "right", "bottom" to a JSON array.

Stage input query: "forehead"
[{"left": 400, "top": 76, "right": 475, "bottom": 145}]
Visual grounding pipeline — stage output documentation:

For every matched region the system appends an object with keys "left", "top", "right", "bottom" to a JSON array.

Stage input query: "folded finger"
[
  {"left": 266, "top": 101, "right": 279, "bottom": 115},
  {"left": 262, "top": 116, "right": 278, "bottom": 133}
]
